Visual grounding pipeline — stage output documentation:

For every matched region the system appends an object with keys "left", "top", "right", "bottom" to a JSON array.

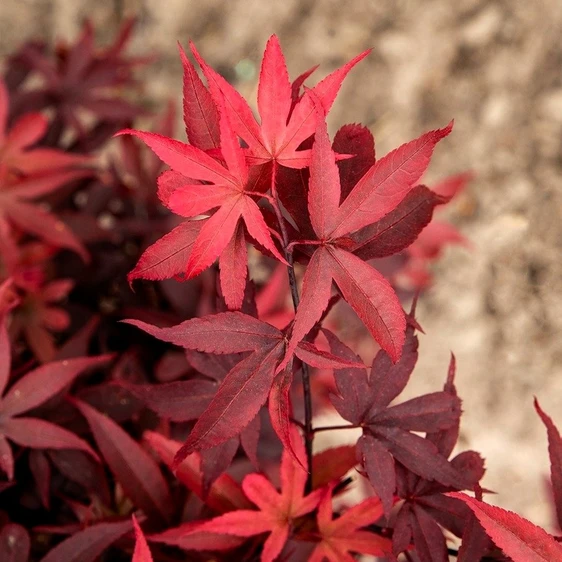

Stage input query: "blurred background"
[{"left": 1, "top": 0, "right": 561, "bottom": 529}]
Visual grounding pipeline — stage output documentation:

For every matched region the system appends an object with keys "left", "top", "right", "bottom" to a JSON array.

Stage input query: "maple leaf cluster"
[{"left": 0, "top": 21, "right": 560, "bottom": 562}]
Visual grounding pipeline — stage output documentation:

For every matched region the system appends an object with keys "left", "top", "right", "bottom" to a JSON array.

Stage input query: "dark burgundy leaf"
[
  {"left": 411, "top": 503, "right": 449, "bottom": 562},
  {"left": 173, "top": 342, "right": 284, "bottom": 467},
  {"left": 371, "top": 391, "right": 461, "bottom": 433},
  {"left": 29, "top": 449, "right": 51, "bottom": 508},
  {"left": 40, "top": 518, "right": 134, "bottom": 562},
  {"left": 333, "top": 123, "right": 375, "bottom": 201},
  {"left": 48, "top": 449, "right": 110, "bottom": 504},
  {"left": 200, "top": 437, "right": 240, "bottom": 495},
  {"left": 1, "top": 417, "right": 98, "bottom": 460},
  {"left": 124, "top": 379, "right": 218, "bottom": 421},
  {"left": 73, "top": 399, "right": 172, "bottom": 522},
  {"left": 374, "top": 425, "right": 468, "bottom": 489},
  {"left": 0, "top": 355, "right": 113, "bottom": 417},
  {"left": 124, "top": 312, "right": 281, "bottom": 354},
  {"left": 357, "top": 433, "right": 395, "bottom": 517},
  {"left": 351, "top": 185, "right": 445, "bottom": 260}
]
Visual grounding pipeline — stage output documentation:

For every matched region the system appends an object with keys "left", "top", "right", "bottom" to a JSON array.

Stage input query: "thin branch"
[
  {"left": 290, "top": 417, "right": 306, "bottom": 431},
  {"left": 269, "top": 159, "right": 314, "bottom": 493},
  {"left": 312, "top": 423, "right": 360, "bottom": 433}
]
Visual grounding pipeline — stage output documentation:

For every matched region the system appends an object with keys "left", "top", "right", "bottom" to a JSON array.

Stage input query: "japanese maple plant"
[{"left": 0, "top": 23, "right": 561, "bottom": 562}]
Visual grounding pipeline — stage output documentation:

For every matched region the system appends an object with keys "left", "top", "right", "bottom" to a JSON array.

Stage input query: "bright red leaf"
[
  {"left": 120, "top": 97, "right": 287, "bottom": 308},
  {"left": 535, "top": 398, "right": 562, "bottom": 530},
  {"left": 143, "top": 430, "right": 251, "bottom": 513},
  {"left": 309, "top": 486, "right": 392, "bottom": 561},
  {"left": 449, "top": 492, "right": 562, "bottom": 562},
  {"left": 132, "top": 515, "right": 154, "bottom": 562},
  {"left": 127, "top": 219, "right": 203, "bottom": 284},
  {"left": 179, "top": 44, "right": 220, "bottom": 151},
  {"left": 187, "top": 429, "right": 323, "bottom": 562},
  {"left": 189, "top": 35, "right": 370, "bottom": 169},
  {"left": 285, "top": 116, "right": 450, "bottom": 365},
  {"left": 149, "top": 522, "right": 244, "bottom": 553}
]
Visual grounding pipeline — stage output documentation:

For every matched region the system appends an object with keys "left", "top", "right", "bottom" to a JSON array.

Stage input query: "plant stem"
[
  {"left": 269, "top": 160, "right": 314, "bottom": 493},
  {"left": 312, "top": 423, "right": 360, "bottom": 433}
]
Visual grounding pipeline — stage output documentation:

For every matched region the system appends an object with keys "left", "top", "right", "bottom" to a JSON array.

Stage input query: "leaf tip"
[{"left": 113, "top": 128, "right": 138, "bottom": 139}]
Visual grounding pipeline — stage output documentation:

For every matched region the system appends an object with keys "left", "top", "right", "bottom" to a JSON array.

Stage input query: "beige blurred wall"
[{"left": 1, "top": 0, "right": 561, "bottom": 528}]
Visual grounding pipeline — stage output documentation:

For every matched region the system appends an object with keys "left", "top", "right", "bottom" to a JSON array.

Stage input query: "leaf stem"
[
  {"left": 290, "top": 417, "right": 306, "bottom": 431},
  {"left": 286, "top": 239, "right": 323, "bottom": 253},
  {"left": 270, "top": 160, "right": 314, "bottom": 493},
  {"left": 312, "top": 423, "right": 360, "bottom": 433}
]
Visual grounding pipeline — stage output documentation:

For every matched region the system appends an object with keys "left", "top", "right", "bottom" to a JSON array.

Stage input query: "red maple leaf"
[
  {"left": 124, "top": 36, "right": 370, "bottom": 306},
  {"left": 125, "top": 311, "right": 365, "bottom": 466},
  {"left": 0, "top": 79, "right": 92, "bottom": 175},
  {"left": 391, "top": 354, "right": 485, "bottom": 561},
  {"left": 449, "top": 492, "right": 562, "bottom": 562},
  {"left": 0, "top": 349, "right": 110, "bottom": 480},
  {"left": 396, "top": 172, "right": 473, "bottom": 289},
  {"left": 0, "top": 80, "right": 93, "bottom": 257},
  {"left": 72, "top": 398, "right": 173, "bottom": 523},
  {"left": 124, "top": 359, "right": 261, "bottom": 493},
  {"left": 10, "top": 20, "right": 147, "bottom": 139},
  {"left": 330, "top": 316, "right": 468, "bottom": 516},
  {"left": 535, "top": 399, "right": 562, "bottom": 531},
  {"left": 284, "top": 114, "right": 452, "bottom": 364},
  {"left": 132, "top": 515, "right": 154, "bottom": 562},
  {"left": 189, "top": 35, "right": 369, "bottom": 170},
  {"left": 39, "top": 517, "right": 137, "bottom": 562},
  {"left": 120, "top": 94, "right": 288, "bottom": 309},
  {"left": 144, "top": 430, "right": 251, "bottom": 514},
  {"left": 308, "top": 485, "right": 392, "bottom": 561},
  {"left": 1, "top": 242, "right": 76, "bottom": 362},
  {"left": 184, "top": 429, "right": 324, "bottom": 562}
]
